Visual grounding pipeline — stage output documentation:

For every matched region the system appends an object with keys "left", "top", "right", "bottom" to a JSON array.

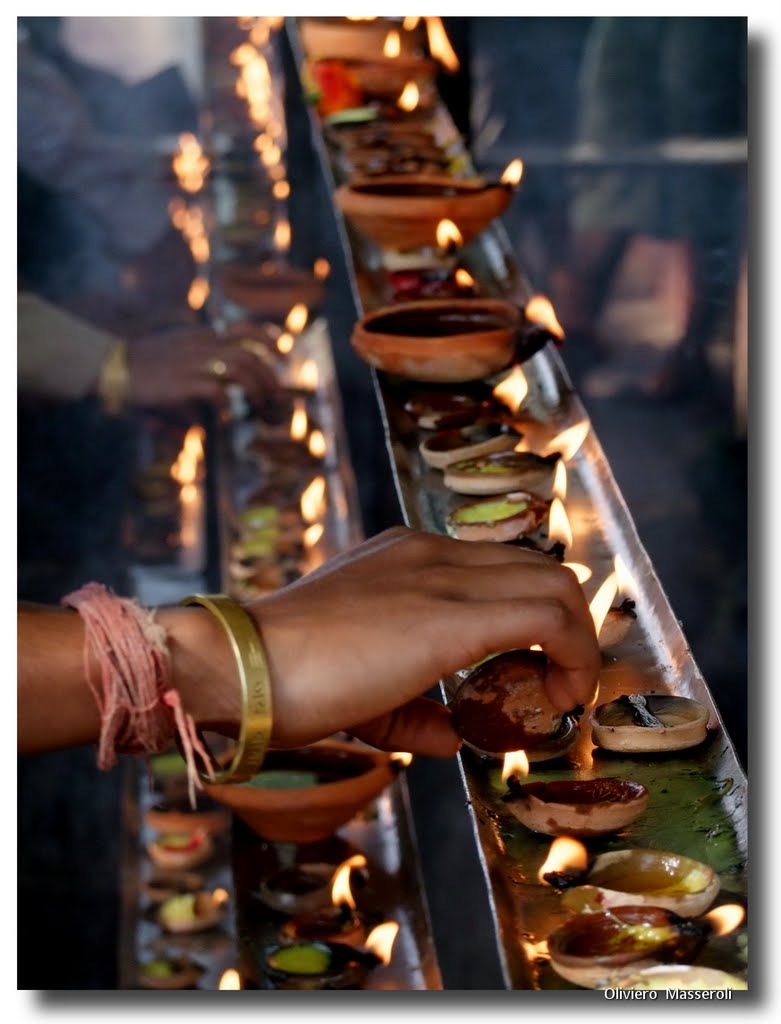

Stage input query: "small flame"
[
  {"left": 703, "top": 904, "right": 745, "bottom": 937},
  {"left": 303, "top": 522, "right": 324, "bottom": 548},
  {"left": 274, "top": 219, "right": 291, "bottom": 251},
  {"left": 563, "top": 562, "right": 592, "bottom": 584},
  {"left": 308, "top": 429, "right": 327, "bottom": 459},
  {"left": 296, "top": 358, "right": 319, "bottom": 391},
  {"left": 455, "top": 267, "right": 475, "bottom": 289},
  {"left": 250, "top": 21, "right": 270, "bottom": 47},
  {"left": 391, "top": 751, "right": 413, "bottom": 767},
  {"left": 403, "top": 16, "right": 421, "bottom": 30},
  {"left": 548, "top": 498, "right": 573, "bottom": 549},
  {"left": 614, "top": 553, "right": 635, "bottom": 601},
  {"left": 272, "top": 180, "right": 290, "bottom": 200},
  {"left": 521, "top": 937, "right": 550, "bottom": 962},
  {"left": 502, "top": 749, "right": 529, "bottom": 781},
  {"left": 492, "top": 365, "right": 528, "bottom": 413},
  {"left": 314, "top": 258, "right": 331, "bottom": 280},
  {"left": 172, "top": 132, "right": 210, "bottom": 193},
  {"left": 254, "top": 132, "right": 272, "bottom": 152},
  {"left": 300, "top": 475, "right": 327, "bottom": 523},
  {"left": 346, "top": 15, "right": 376, "bottom": 20},
  {"left": 170, "top": 426, "right": 205, "bottom": 486},
  {"left": 538, "top": 836, "right": 588, "bottom": 884},
  {"left": 331, "top": 860, "right": 359, "bottom": 910},
  {"left": 425, "top": 16, "right": 460, "bottom": 72},
  {"left": 525, "top": 295, "right": 565, "bottom": 340},
  {"left": 397, "top": 81, "right": 420, "bottom": 112},
  {"left": 212, "top": 887, "right": 230, "bottom": 906},
  {"left": 436, "top": 218, "right": 463, "bottom": 252},
  {"left": 542, "top": 420, "right": 590, "bottom": 461},
  {"left": 552, "top": 460, "right": 567, "bottom": 501},
  {"left": 285, "top": 303, "right": 309, "bottom": 334},
  {"left": 384, "top": 30, "right": 401, "bottom": 58},
  {"left": 187, "top": 276, "right": 210, "bottom": 311},
  {"left": 500, "top": 158, "right": 524, "bottom": 187},
  {"left": 364, "top": 922, "right": 400, "bottom": 966},
  {"left": 261, "top": 143, "right": 282, "bottom": 167},
  {"left": 590, "top": 571, "right": 619, "bottom": 637},
  {"left": 289, "top": 398, "right": 308, "bottom": 441},
  {"left": 219, "top": 968, "right": 241, "bottom": 990},
  {"left": 276, "top": 331, "right": 294, "bottom": 354},
  {"left": 230, "top": 43, "right": 256, "bottom": 66}
]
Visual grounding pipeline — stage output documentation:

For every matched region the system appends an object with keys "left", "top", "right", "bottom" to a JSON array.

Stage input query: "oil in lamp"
[
  {"left": 262, "top": 921, "right": 398, "bottom": 990},
  {"left": 442, "top": 449, "right": 561, "bottom": 496},
  {"left": 158, "top": 888, "right": 230, "bottom": 935},
  {"left": 445, "top": 490, "right": 551, "bottom": 544},
  {"left": 138, "top": 954, "right": 204, "bottom": 989}
]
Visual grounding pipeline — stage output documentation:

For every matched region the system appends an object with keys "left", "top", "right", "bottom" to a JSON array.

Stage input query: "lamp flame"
[
  {"left": 230, "top": 43, "right": 256, "bottom": 66},
  {"left": 314, "top": 257, "right": 331, "bottom": 280},
  {"left": 435, "top": 218, "right": 463, "bottom": 253},
  {"left": 364, "top": 922, "right": 400, "bottom": 966},
  {"left": 589, "top": 571, "right": 619, "bottom": 637},
  {"left": 170, "top": 426, "right": 205, "bottom": 486},
  {"left": 296, "top": 358, "right": 319, "bottom": 391},
  {"left": 614, "top": 553, "right": 635, "bottom": 601},
  {"left": 272, "top": 180, "right": 290, "bottom": 200},
  {"left": 538, "top": 836, "right": 588, "bottom": 884},
  {"left": 172, "top": 132, "right": 210, "bottom": 193},
  {"left": 525, "top": 295, "right": 565, "bottom": 340},
  {"left": 274, "top": 219, "right": 291, "bottom": 251},
  {"left": 552, "top": 459, "right": 567, "bottom": 501},
  {"left": 397, "top": 81, "right": 420, "bottom": 112},
  {"left": 455, "top": 267, "right": 475, "bottom": 289},
  {"left": 384, "top": 30, "right": 401, "bottom": 58},
  {"left": 425, "top": 16, "right": 460, "bottom": 72},
  {"left": 308, "top": 429, "right": 327, "bottom": 458},
  {"left": 187, "top": 276, "right": 210, "bottom": 311},
  {"left": 703, "top": 904, "right": 745, "bottom": 937},
  {"left": 391, "top": 751, "right": 413, "bottom": 767},
  {"left": 289, "top": 398, "right": 308, "bottom": 441},
  {"left": 563, "top": 562, "right": 592, "bottom": 584},
  {"left": 219, "top": 968, "right": 241, "bottom": 990},
  {"left": 548, "top": 498, "right": 573, "bottom": 549},
  {"left": 212, "top": 887, "right": 230, "bottom": 906},
  {"left": 285, "top": 303, "right": 309, "bottom": 334},
  {"left": 331, "top": 859, "right": 361, "bottom": 910},
  {"left": 502, "top": 749, "right": 529, "bottom": 781},
  {"left": 300, "top": 475, "right": 327, "bottom": 523},
  {"left": 542, "top": 420, "right": 589, "bottom": 461},
  {"left": 303, "top": 523, "right": 324, "bottom": 549},
  {"left": 500, "top": 158, "right": 524, "bottom": 187},
  {"left": 492, "top": 365, "right": 528, "bottom": 413},
  {"left": 276, "top": 331, "right": 294, "bottom": 355},
  {"left": 403, "top": 16, "right": 421, "bottom": 30}
]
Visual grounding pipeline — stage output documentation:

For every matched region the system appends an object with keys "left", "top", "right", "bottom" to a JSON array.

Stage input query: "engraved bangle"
[{"left": 181, "top": 594, "right": 273, "bottom": 784}]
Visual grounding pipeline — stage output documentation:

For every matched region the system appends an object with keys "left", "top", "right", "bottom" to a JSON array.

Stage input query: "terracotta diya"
[
  {"left": 277, "top": 854, "right": 369, "bottom": 945},
  {"left": 598, "top": 599, "right": 638, "bottom": 649},
  {"left": 502, "top": 777, "right": 649, "bottom": 837},
  {"left": 256, "top": 863, "right": 341, "bottom": 915},
  {"left": 202, "top": 739, "right": 396, "bottom": 843},
  {"left": 590, "top": 694, "right": 710, "bottom": 753},
  {"left": 299, "top": 17, "right": 423, "bottom": 63},
  {"left": 335, "top": 174, "right": 515, "bottom": 251},
  {"left": 443, "top": 450, "right": 561, "bottom": 495},
  {"left": 445, "top": 490, "right": 550, "bottom": 543},
  {"left": 145, "top": 796, "right": 230, "bottom": 837},
  {"left": 404, "top": 390, "right": 501, "bottom": 430},
  {"left": 351, "top": 298, "right": 526, "bottom": 383},
  {"left": 419, "top": 421, "right": 520, "bottom": 469},
  {"left": 262, "top": 940, "right": 381, "bottom": 990},
  {"left": 158, "top": 890, "right": 228, "bottom": 935},
  {"left": 138, "top": 954, "right": 204, "bottom": 990},
  {"left": 451, "top": 649, "right": 581, "bottom": 758}
]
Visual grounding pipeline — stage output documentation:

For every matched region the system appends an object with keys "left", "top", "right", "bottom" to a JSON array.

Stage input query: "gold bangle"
[
  {"left": 97, "top": 339, "right": 129, "bottom": 415},
  {"left": 181, "top": 594, "right": 273, "bottom": 784}
]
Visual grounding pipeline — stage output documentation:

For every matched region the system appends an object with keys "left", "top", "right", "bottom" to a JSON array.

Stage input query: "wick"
[{"left": 622, "top": 693, "right": 665, "bottom": 728}]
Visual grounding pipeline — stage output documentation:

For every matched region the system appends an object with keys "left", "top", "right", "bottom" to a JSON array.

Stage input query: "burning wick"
[
  {"left": 218, "top": 968, "right": 241, "bottom": 991},
  {"left": 435, "top": 218, "right": 463, "bottom": 256},
  {"left": 383, "top": 29, "right": 401, "bottom": 58},
  {"left": 313, "top": 257, "right": 331, "bottom": 280},
  {"left": 286, "top": 302, "right": 309, "bottom": 335},
  {"left": 501, "top": 749, "right": 529, "bottom": 783},
  {"left": 547, "top": 498, "right": 573, "bottom": 551},
  {"left": 300, "top": 475, "right": 327, "bottom": 523},
  {"left": 363, "top": 922, "right": 400, "bottom": 967},
  {"left": 289, "top": 399, "right": 308, "bottom": 442},
  {"left": 542, "top": 420, "right": 590, "bottom": 461},
  {"left": 397, "top": 81, "right": 420, "bottom": 112},
  {"left": 277, "top": 331, "right": 294, "bottom": 355},
  {"left": 538, "top": 836, "right": 588, "bottom": 888},
  {"left": 424, "top": 16, "right": 460, "bottom": 72},
  {"left": 500, "top": 158, "right": 524, "bottom": 189},
  {"left": 454, "top": 267, "right": 477, "bottom": 294},
  {"left": 589, "top": 571, "right": 619, "bottom": 638},
  {"left": 492, "top": 365, "right": 528, "bottom": 413},
  {"left": 703, "top": 904, "right": 745, "bottom": 937},
  {"left": 308, "top": 430, "right": 327, "bottom": 459}
]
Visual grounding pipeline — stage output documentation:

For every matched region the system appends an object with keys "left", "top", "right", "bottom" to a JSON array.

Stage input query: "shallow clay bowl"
[
  {"left": 299, "top": 17, "right": 423, "bottom": 63},
  {"left": 256, "top": 863, "right": 337, "bottom": 915},
  {"left": 145, "top": 797, "right": 231, "bottom": 836},
  {"left": 404, "top": 390, "right": 501, "bottom": 430},
  {"left": 445, "top": 490, "right": 550, "bottom": 543},
  {"left": 202, "top": 740, "right": 396, "bottom": 844},
  {"left": 547, "top": 905, "right": 706, "bottom": 989},
  {"left": 138, "top": 954, "right": 204, "bottom": 990},
  {"left": 590, "top": 694, "right": 710, "bottom": 753},
  {"left": 335, "top": 175, "right": 514, "bottom": 251},
  {"left": 560, "top": 848, "right": 720, "bottom": 917},
  {"left": 443, "top": 450, "right": 561, "bottom": 495},
  {"left": 263, "top": 940, "right": 380, "bottom": 990},
  {"left": 613, "top": 964, "right": 747, "bottom": 991},
  {"left": 351, "top": 298, "right": 523, "bottom": 383},
  {"left": 419, "top": 422, "right": 519, "bottom": 469},
  {"left": 502, "top": 778, "right": 649, "bottom": 837}
]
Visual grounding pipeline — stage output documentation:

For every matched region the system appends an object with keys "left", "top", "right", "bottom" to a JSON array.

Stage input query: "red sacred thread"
[{"left": 62, "top": 582, "right": 214, "bottom": 804}]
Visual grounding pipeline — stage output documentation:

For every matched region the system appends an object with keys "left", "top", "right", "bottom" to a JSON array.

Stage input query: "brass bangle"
[
  {"left": 181, "top": 594, "right": 273, "bottom": 784},
  {"left": 97, "top": 339, "right": 129, "bottom": 415}
]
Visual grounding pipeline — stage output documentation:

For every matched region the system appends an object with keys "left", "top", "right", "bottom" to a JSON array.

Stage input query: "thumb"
[{"left": 350, "top": 697, "right": 462, "bottom": 758}]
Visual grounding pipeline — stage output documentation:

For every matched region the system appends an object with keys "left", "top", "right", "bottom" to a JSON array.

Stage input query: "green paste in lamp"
[
  {"left": 241, "top": 769, "right": 321, "bottom": 790},
  {"left": 263, "top": 940, "right": 381, "bottom": 990}
]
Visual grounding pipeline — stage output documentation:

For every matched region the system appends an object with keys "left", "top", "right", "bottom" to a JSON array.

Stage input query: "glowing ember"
[
  {"left": 285, "top": 303, "right": 309, "bottom": 334},
  {"left": 492, "top": 365, "right": 528, "bottom": 413},
  {"left": 212, "top": 888, "right": 230, "bottom": 906},
  {"left": 455, "top": 267, "right": 475, "bottom": 289},
  {"left": 500, "top": 158, "right": 524, "bottom": 187},
  {"left": 296, "top": 358, "right": 319, "bottom": 391},
  {"left": 187, "top": 276, "right": 210, "bottom": 311},
  {"left": 397, "top": 81, "right": 420, "bottom": 112},
  {"left": 384, "top": 29, "right": 401, "bottom": 58},
  {"left": 425, "top": 16, "right": 460, "bottom": 72},
  {"left": 391, "top": 751, "right": 413, "bottom": 767},
  {"left": 552, "top": 459, "right": 567, "bottom": 501},
  {"left": 542, "top": 420, "right": 590, "bottom": 461},
  {"left": 435, "top": 218, "right": 463, "bottom": 252},
  {"left": 289, "top": 399, "right": 308, "bottom": 441},
  {"left": 563, "top": 562, "right": 592, "bottom": 584},
  {"left": 218, "top": 968, "right": 241, "bottom": 990},
  {"left": 403, "top": 16, "right": 421, "bottom": 30},
  {"left": 589, "top": 571, "right": 619, "bottom": 637},
  {"left": 525, "top": 295, "right": 565, "bottom": 340},
  {"left": 314, "top": 258, "right": 331, "bottom": 280},
  {"left": 548, "top": 497, "right": 573, "bottom": 549},
  {"left": 276, "top": 331, "right": 294, "bottom": 354},
  {"left": 537, "top": 836, "right": 588, "bottom": 884},
  {"left": 300, "top": 475, "right": 327, "bottom": 523},
  {"left": 274, "top": 219, "right": 291, "bottom": 251},
  {"left": 272, "top": 180, "right": 291, "bottom": 200},
  {"left": 171, "top": 426, "right": 205, "bottom": 486},
  {"left": 308, "top": 430, "right": 327, "bottom": 459},
  {"left": 303, "top": 523, "right": 324, "bottom": 548},
  {"left": 703, "top": 904, "right": 745, "bottom": 937},
  {"left": 364, "top": 922, "right": 400, "bottom": 966},
  {"left": 172, "top": 132, "right": 210, "bottom": 193},
  {"left": 614, "top": 553, "right": 636, "bottom": 601},
  {"left": 501, "top": 749, "right": 529, "bottom": 781}
]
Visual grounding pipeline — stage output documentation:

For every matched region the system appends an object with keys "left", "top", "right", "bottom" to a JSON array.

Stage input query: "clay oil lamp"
[
  {"left": 502, "top": 777, "right": 649, "bottom": 838},
  {"left": 138, "top": 954, "right": 204, "bottom": 990},
  {"left": 451, "top": 650, "right": 582, "bottom": 758},
  {"left": 419, "top": 421, "right": 520, "bottom": 470},
  {"left": 516, "top": 293, "right": 566, "bottom": 363},
  {"left": 146, "top": 829, "right": 215, "bottom": 871},
  {"left": 158, "top": 888, "right": 230, "bottom": 935},
  {"left": 145, "top": 795, "right": 231, "bottom": 837},
  {"left": 278, "top": 856, "right": 369, "bottom": 946},
  {"left": 257, "top": 855, "right": 367, "bottom": 916},
  {"left": 299, "top": 17, "right": 422, "bottom": 64},
  {"left": 612, "top": 963, "right": 747, "bottom": 991},
  {"left": 263, "top": 921, "right": 399, "bottom": 990},
  {"left": 386, "top": 265, "right": 476, "bottom": 302},
  {"left": 443, "top": 450, "right": 562, "bottom": 496},
  {"left": 590, "top": 694, "right": 710, "bottom": 754},
  {"left": 544, "top": 845, "right": 721, "bottom": 917},
  {"left": 141, "top": 870, "right": 204, "bottom": 906},
  {"left": 547, "top": 905, "right": 710, "bottom": 990},
  {"left": 331, "top": 51, "right": 437, "bottom": 105},
  {"left": 217, "top": 262, "right": 324, "bottom": 321},
  {"left": 586, "top": 554, "right": 640, "bottom": 651},
  {"left": 403, "top": 390, "right": 501, "bottom": 431},
  {"left": 351, "top": 298, "right": 528, "bottom": 384},
  {"left": 202, "top": 739, "right": 396, "bottom": 843},
  {"left": 445, "top": 490, "right": 551, "bottom": 543},
  {"left": 334, "top": 170, "right": 519, "bottom": 252}
]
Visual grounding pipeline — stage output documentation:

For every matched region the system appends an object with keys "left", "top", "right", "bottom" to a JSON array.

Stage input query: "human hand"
[{"left": 242, "top": 528, "right": 600, "bottom": 757}]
